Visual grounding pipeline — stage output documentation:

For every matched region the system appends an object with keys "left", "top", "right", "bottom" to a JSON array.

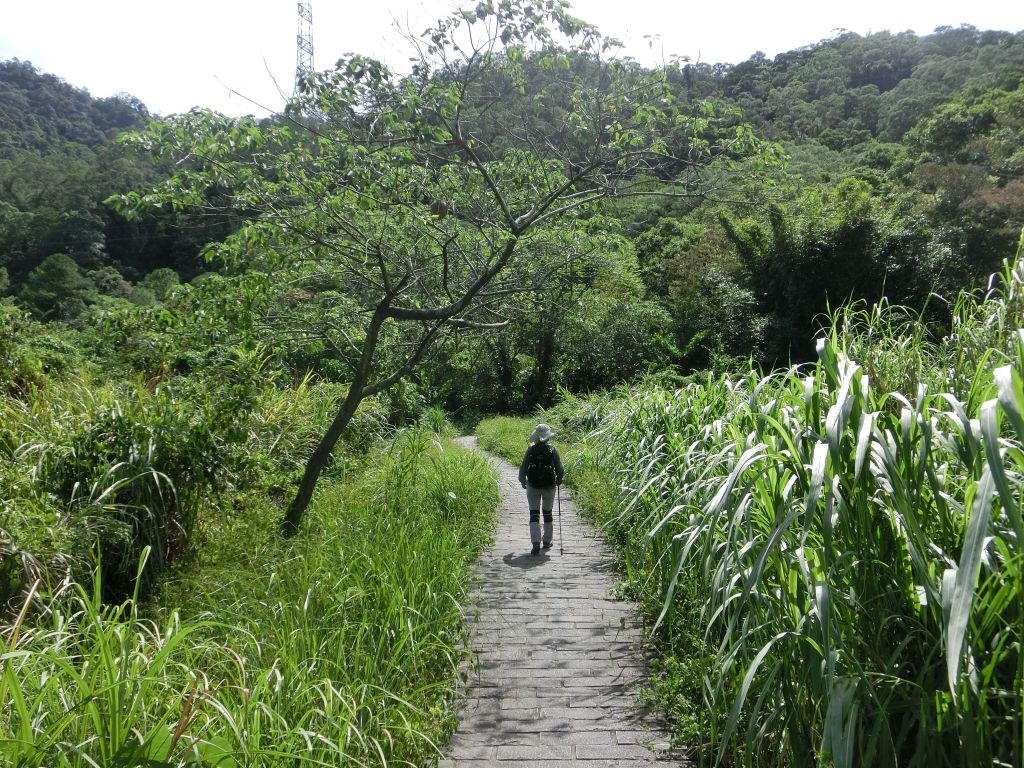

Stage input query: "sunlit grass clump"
[
  {"left": 573, "top": 249, "right": 1024, "bottom": 766},
  {"left": 1, "top": 429, "right": 497, "bottom": 767}
]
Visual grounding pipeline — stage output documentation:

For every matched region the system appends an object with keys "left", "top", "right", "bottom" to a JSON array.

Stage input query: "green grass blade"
[
  {"left": 946, "top": 465, "right": 995, "bottom": 698},
  {"left": 981, "top": 398, "right": 1024, "bottom": 542}
]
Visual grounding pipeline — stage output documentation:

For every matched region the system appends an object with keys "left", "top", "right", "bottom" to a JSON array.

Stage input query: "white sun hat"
[{"left": 529, "top": 423, "right": 556, "bottom": 443}]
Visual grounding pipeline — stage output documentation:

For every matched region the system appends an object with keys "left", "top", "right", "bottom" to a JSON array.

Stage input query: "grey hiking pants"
[{"left": 526, "top": 484, "right": 556, "bottom": 544}]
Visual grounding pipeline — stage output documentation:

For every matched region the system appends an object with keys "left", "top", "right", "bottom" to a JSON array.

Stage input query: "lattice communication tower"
[{"left": 295, "top": 3, "right": 314, "bottom": 95}]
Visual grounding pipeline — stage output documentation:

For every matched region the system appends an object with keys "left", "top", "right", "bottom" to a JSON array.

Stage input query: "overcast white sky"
[{"left": 2, "top": 1, "right": 1023, "bottom": 117}]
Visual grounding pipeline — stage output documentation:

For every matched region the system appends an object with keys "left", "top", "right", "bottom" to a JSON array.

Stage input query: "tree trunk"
[
  {"left": 283, "top": 304, "right": 389, "bottom": 536},
  {"left": 525, "top": 326, "right": 556, "bottom": 409},
  {"left": 282, "top": 387, "right": 364, "bottom": 536},
  {"left": 494, "top": 337, "right": 516, "bottom": 408}
]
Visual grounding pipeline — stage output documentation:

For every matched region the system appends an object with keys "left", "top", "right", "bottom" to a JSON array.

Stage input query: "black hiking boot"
[
  {"left": 542, "top": 541, "right": 552, "bottom": 550},
  {"left": 531, "top": 543, "right": 541, "bottom": 555}
]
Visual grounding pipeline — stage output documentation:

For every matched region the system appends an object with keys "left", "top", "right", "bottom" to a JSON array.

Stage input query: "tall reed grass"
[
  {"left": 1, "top": 429, "right": 497, "bottom": 767},
  {"left": 578, "top": 250, "right": 1024, "bottom": 766}
]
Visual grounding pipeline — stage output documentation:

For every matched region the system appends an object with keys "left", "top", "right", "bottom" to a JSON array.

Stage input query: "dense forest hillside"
[
  {"left": 427, "top": 25, "right": 1024, "bottom": 406},
  {"left": 685, "top": 26, "right": 1024, "bottom": 145},
  {"left": 0, "top": 61, "right": 235, "bottom": 309},
  {"left": 0, "top": 60, "right": 149, "bottom": 154},
  {"left": 704, "top": 26, "right": 1024, "bottom": 321},
  {"left": 2, "top": 25, "right": 1023, "bottom": 370}
]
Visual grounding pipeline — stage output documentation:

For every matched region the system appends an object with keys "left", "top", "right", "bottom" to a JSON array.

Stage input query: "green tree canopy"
[
  {"left": 721, "top": 178, "right": 930, "bottom": 365},
  {"left": 19, "top": 252, "right": 96, "bottom": 321},
  {"left": 115, "top": 0, "right": 774, "bottom": 533}
]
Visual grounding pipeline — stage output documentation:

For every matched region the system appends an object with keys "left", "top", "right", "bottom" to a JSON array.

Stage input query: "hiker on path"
[{"left": 518, "top": 423, "right": 564, "bottom": 555}]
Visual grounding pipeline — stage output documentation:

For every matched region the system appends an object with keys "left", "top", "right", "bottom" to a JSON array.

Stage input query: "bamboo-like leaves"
[
  {"left": 945, "top": 464, "right": 994, "bottom": 697},
  {"left": 821, "top": 676, "right": 859, "bottom": 768},
  {"left": 992, "top": 365, "right": 1024, "bottom": 541},
  {"left": 582, "top": 268, "right": 1024, "bottom": 766}
]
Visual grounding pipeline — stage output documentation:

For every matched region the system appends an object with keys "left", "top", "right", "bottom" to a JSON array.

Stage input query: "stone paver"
[{"left": 436, "top": 437, "right": 688, "bottom": 767}]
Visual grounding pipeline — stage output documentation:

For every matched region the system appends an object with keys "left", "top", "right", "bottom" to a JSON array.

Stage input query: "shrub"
[{"left": 22, "top": 385, "right": 224, "bottom": 601}]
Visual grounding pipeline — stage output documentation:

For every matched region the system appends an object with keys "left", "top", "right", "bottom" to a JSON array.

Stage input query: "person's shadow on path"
[{"left": 502, "top": 552, "right": 548, "bottom": 569}]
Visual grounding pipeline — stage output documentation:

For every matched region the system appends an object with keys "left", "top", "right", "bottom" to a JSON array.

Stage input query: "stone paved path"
[{"left": 437, "top": 437, "right": 686, "bottom": 767}]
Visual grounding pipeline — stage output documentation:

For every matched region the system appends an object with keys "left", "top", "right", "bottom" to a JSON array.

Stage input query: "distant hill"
[
  {"left": 0, "top": 60, "right": 228, "bottom": 291},
  {"left": 0, "top": 59, "right": 149, "bottom": 157},
  {"left": 2, "top": 26, "right": 1023, "bottom": 342},
  {"left": 677, "top": 25, "right": 1024, "bottom": 147}
]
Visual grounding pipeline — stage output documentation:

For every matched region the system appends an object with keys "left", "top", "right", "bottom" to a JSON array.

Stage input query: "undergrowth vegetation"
[
  {"left": 1, "top": 284, "right": 499, "bottom": 766},
  {"left": 2, "top": 429, "right": 496, "bottom": 766},
  {"left": 0, "top": 299, "right": 389, "bottom": 606},
  {"left": 516, "top": 245, "right": 1024, "bottom": 766}
]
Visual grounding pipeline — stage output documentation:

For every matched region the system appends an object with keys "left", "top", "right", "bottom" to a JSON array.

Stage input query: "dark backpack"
[{"left": 525, "top": 443, "right": 556, "bottom": 487}]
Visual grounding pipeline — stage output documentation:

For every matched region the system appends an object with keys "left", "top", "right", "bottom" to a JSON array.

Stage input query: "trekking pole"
[{"left": 557, "top": 484, "right": 564, "bottom": 556}]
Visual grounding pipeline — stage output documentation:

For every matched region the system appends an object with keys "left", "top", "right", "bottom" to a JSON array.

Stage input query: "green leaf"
[
  {"left": 806, "top": 441, "right": 829, "bottom": 516},
  {"left": 821, "top": 676, "right": 859, "bottom": 768},
  {"left": 854, "top": 411, "right": 873, "bottom": 481},
  {"left": 980, "top": 398, "right": 1024, "bottom": 541},
  {"left": 994, "top": 364, "right": 1024, "bottom": 444},
  {"left": 945, "top": 464, "right": 994, "bottom": 699},
  {"left": 718, "top": 632, "right": 788, "bottom": 765},
  {"left": 191, "top": 736, "right": 236, "bottom": 767}
]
